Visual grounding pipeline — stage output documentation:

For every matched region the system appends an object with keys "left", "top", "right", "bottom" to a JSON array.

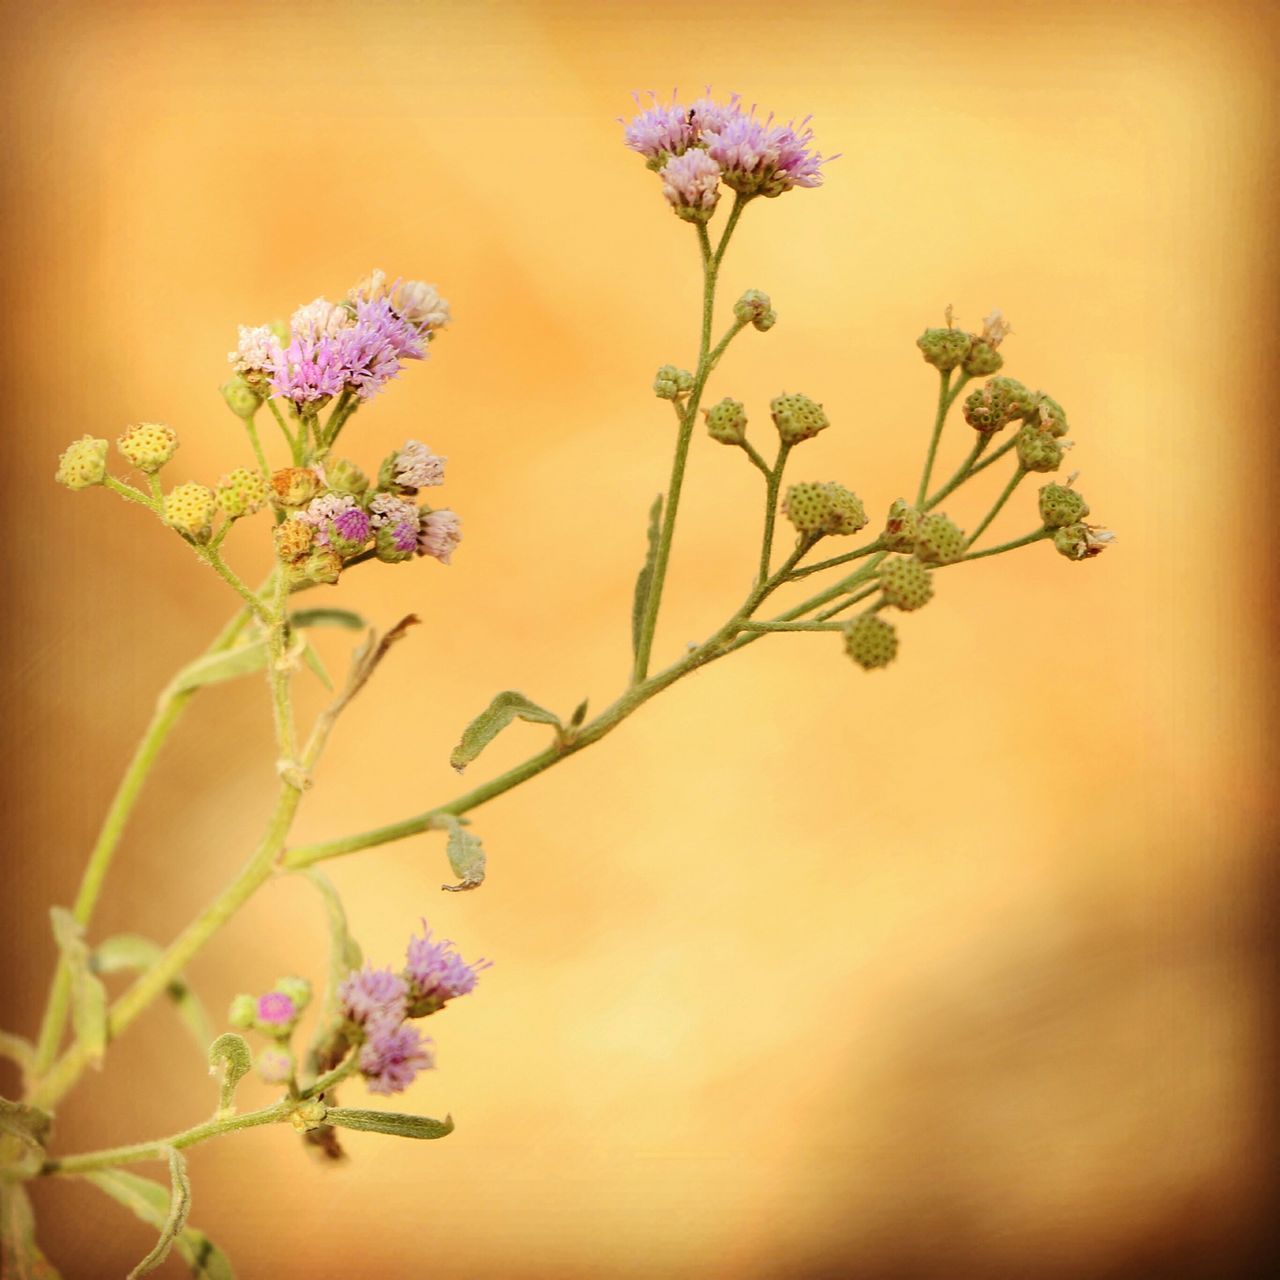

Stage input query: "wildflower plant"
[{"left": 1, "top": 89, "right": 1112, "bottom": 1275}]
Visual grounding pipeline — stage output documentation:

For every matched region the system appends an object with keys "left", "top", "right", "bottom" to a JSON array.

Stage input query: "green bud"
[
  {"left": 271, "top": 466, "right": 321, "bottom": 508},
  {"left": 228, "top": 994, "right": 257, "bottom": 1030},
  {"left": 1015, "top": 423, "right": 1066, "bottom": 473},
  {"left": 844, "top": 613, "right": 898, "bottom": 671},
  {"left": 117, "top": 422, "right": 178, "bottom": 473},
  {"left": 273, "top": 976, "right": 312, "bottom": 1011},
  {"left": 163, "top": 483, "right": 217, "bottom": 542},
  {"left": 703, "top": 397, "right": 748, "bottom": 445},
  {"left": 289, "top": 1099, "right": 329, "bottom": 1134},
  {"left": 770, "top": 393, "right": 829, "bottom": 446},
  {"left": 962, "top": 377, "right": 1035, "bottom": 433},
  {"left": 327, "top": 458, "right": 369, "bottom": 495},
  {"left": 821, "top": 483, "right": 868, "bottom": 535},
  {"left": 55, "top": 435, "right": 108, "bottom": 490},
  {"left": 916, "top": 328, "right": 971, "bottom": 372},
  {"left": 288, "top": 549, "right": 342, "bottom": 586},
  {"left": 1054, "top": 522, "right": 1115, "bottom": 561},
  {"left": 962, "top": 340, "right": 1003, "bottom": 377},
  {"left": 220, "top": 376, "right": 262, "bottom": 420},
  {"left": 256, "top": 1046, "right": 295, "bottom": 1085},
  {"left": 1032, "top": 393, "right": 1069, "bottom": 438},
  {"left": 914, "top": 512, "right": 966, "bottom": 564},
  {"left": 274, "top": 517, "right": 314, "bottom": 564},
  {"left": 733, "top": 289, "right": 776, "bottom": 331},
  {"left": 882, "top": 499, "right": 922, "bottom": 552},
  {"left": 878, "top": 555, "right": 934, "bottom": 611},
  {"left": 782, "top": 482, "right": 867, "bottom": 537},
  {"left": 653, "top": 364, "right": 695, "bottom": 401},
  {"left": 375, "top": 523, "right": 415, "bottom": 564},
  {"left": 216, "top": 467, "right": 268, "bottom": 519},
  {"left": 1038, "top": 482, "right": 1090, "bottom": 528}
]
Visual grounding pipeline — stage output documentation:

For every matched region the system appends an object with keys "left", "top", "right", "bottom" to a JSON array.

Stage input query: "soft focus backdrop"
[{"left": 1, "top": 1, "right": 1275, "bottom": 1276}]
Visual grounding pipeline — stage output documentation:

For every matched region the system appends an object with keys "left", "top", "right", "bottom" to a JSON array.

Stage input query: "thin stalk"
[
  {"left": 916, "top": 370, "right": 970, "bottom": 506},
  {"left": 265, "top": 398, "right": 300, "bottom": 464},
  {"left": 953, "top": 527, "right": 1050, "bottom": 561},
  {"left": 738, "top": 440, "right": 772, "bottom": 480},
  {"left": 243, "top": 413, "right": 271, "bottom": 477},
  {"left": 266, "top": 572, "right": 297, "bottom": 763},
  {"left": 788, "top": 537, "right": 884, "bottom": 582},
  {"left": 738, "top": 620, "right": 846, "bottom": 633},
  {"left": 103, "top": 476, "right": 158, "bottom": 512},
  {"left": 966, "top": 467, "right": 1026, "bottom": 548},
  {"left": 199, "top": 547, "right": 273, "bottom": 625},
  {"left": 757, "top": 441, "right": 791, "bottom": 584},
  {"left": 928, "top": 435, "right": 1016, "bottom": 509}
]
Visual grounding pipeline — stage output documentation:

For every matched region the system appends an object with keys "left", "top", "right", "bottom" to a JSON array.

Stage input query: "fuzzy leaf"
[
  {"left": 164, "top": 641, "right": 268, "bottom": 698},
  {"left": 124, "top": 1148, "right": 191, "bottom": 1278},
  {"left": 289, "top": 608, "right": 366, "bottom": 631},
  {"left": 0, "top": 1181, "right": 60, "bottom": 1279},
  {"left": 440, "top": 816, "right": 486, "bottom": 893},
  {"left": 630, "top": 493, "right": 663, "bottom": 660},
  {"left": 325, "top": 1108, "right": 454, "bottom": 1140},
  {"left": 207, "top": 1033, "right": 252, "bottom": 1116},
  {"left": 49, "top": 908, "right": 107, "bottom": 1069},
  {"left": 449, "top": 692, "right": 562, "bottom": 773},
  {"left": 93, "top": 935, "right": 213, "bottom": 1057},
  {"left": 301, "top": 642, "right": 333, "bottom": 691},
  {"left": 85, "top": 1169, "right": 235, "bottom": 1280}
]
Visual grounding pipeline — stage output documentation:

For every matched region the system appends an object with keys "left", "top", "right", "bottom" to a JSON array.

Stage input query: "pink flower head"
[
  {"left": 659, "top": 149, "right": 722, "bottom": 223},
  {"left": 394, "top": 440, "right": 446, "bottom": 490},
  {"left": 687, "top": 91, "right": 744, "bottom": 135},
  {"left": 623, "top": 91, "right": 697, "bottom": 168},
  {"left": 256, "top": 1047, "right": 294, "bottom": 1084},
  {"left": 338, "top": 964, "right": 408, "bottom": 1031},
  {"left": 417, "top": 508, "right": 461, "bottom": 565},
  {"left": 370, "top": 492, "right": 423, "bottom": 556},
  {"left": 299, "top": 493, "right": 370, "bottom": 552},
  {"left": 704, "top": 110, "right": 830, "bottom": 198},
  {"left": 405, "top": 922, "right": 490, "bottom": 1013},
  {"left": 269, "top": 332, "right": 347, "bottom": 406},
  {"left": 358, "top": 1023, "right": 435, "bottom": 1095},
  {"left": 256, "top": 991, "right": 296, "bottom": 1028}
]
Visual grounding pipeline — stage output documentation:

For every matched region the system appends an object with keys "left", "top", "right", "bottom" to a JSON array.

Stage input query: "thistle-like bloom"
[
  {"left": 269, "top": 333, "right": 348, "bottom": 405},
  {"left": 368, "top": 492, "right": 418, "bottom": 529},
  {"left": 358, "top": 1023, "right": 435, "bottom": 1096},
  {"left": 349, "top": 271, "right": 451, "bottom": 335},
  {"left": 230, "top": 324, "right": 279, "bottom": 378},
  {"left": 370, "top": 493, "right": 422, "bottom": 561},
  {"left": 298, "top": 493, "right": 371, "bottom": 552},
  {"left": 623, "top": 91, "right": 698, "bottom": 167},
  {"left": 405, "top": 922, "right": 490, "bottom": 1012},
  {"left": 417, "top": 509, "right": 461, "bottom": 565},
  {"left": 338, "top": 965, "right": 408, "bottom": 1031},
  {"left": 705, "top": 112, "right": 828, "bottom": 197},
  {"left": 256, "top": 991, "right": 296, "bottom": 1028},
  {"left": 394, "top": 440, "right": 446, "bottom": 490},
  {"left": 659, "top": 150, "right": 722, "bottom": 223}
]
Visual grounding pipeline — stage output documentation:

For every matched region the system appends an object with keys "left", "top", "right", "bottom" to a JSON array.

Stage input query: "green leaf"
[
  {"left": 207, "top": 1033, "right": 252, "bottom": 1116},
  {"left": 0, "top": 1031, "right": 36, "bottom": 1082},
  {"left": 85, "top": 1168, "right": 235, "bottom": 1280},
  {"left": 93, "top": 935, "right": 213, "bottom": 1058},
  {"left": 0, "top": 1181, "right": 60, "bottom": 1279},
  {"left": 440, "top": 815, "right": 486, "bottom": 893},
  {"left": 49, "top": 908, "right": 107, "bottom": 1069},
  {"left": 289, "top": 607, "right": 366, "bottom": 631},
  {"left": 163, "top": 640, "right": 269, "bottom": 699},
  {"left": 449, "top": 691, "right": 562, "bottom": 773},
  {"left": 325, "top": 1108, "right": 454, "bottom": 1140},
  {"left": 631, "top": 493, "right": 663, "bottom": 661},
  {"left": 301, "top": 641, "right": 333, "bottom": 691},
  {"left": 301, "top": 870, "right": 360, "bottom": 1073},
  {"left": 124, "top": 1147, "right": 191, "bottom": 1278}
]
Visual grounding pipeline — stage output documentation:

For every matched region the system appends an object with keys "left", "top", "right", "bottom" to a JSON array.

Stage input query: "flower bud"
[
  {"left": 55, "top": 436, "right": 109, "bottom": 490},
  {"left": 1032, "top": 393, "right": 1069, "bottom": 438},
  {"left": 822, "top": 483, "right": 868, "bottom": 535},
  {"left": 375, "top": 521, "right": 417, "bottom": 564},
  {"left": 770, "top": 393, "right": 829, "bottom": 446},
  {"left": 653, "top": 364, "right": 694, "bottom": 401},
  {"left": 782, "top": 482, "right": 866, "bottom": 537},
  {"left": 274, "top": 976, "right": 313, "bottom": 1012},
  {"left": 916, "top": 328, "right": 971, "bottom": 372},
  {"left": 1054, "top": 522, "right": 1115, "bottom": 561},
  {"left": 914, "top": 512, "right": 966, "bottom": 564},
  {"left": 271, "top": 467, "right": 322, "bottom": 509},
  {"left": 704, "top": 397, "right": 748, "bottom": 445},
  {"left": 289, "top": 1099, "right": 328, "bottom": 1134},
  {"left": 288, "top": 548, "right": 342, "bottom": 586},
  {"left": 216, "top": 467, "right": 268, "bottom": 519},
  {"left": 229, "top": 994, "right": 257, "bottom": 1030},
  {"left": 844, "top": 614, "right": 898, "bottom": 671},
  {"left": 882, "top": 499, "right": 922, "bottom": 552},
  {"left": 1015, "top": 424, "right": 1067, "bottom": 473},
  {"left": 733, "top": 289, "right": 776, "bottom": 331},
  {"left": 878, "top": 556, "right": 934, "bottom": 611},
  {"left": 274, "top": 517, "right": 315, "bottom": 563},
  {"left": 220, "top": 376, "right": 262, "bottom": 420},
  {"left": 1038, "top": 482, "right": 1090, "bottom": 528},
  {"left": 117, "top": 422, "right": 178, "bottom": 473},
  {"left": 962, "top": 341, "right": 1003, "bottom": 377},
  {"left": 962, "top": 377, "right": 1035, "bottom": 433},
  {"left": 327, "top": 458, "right": 369, "bottom": 495},
  {"left": 163, "top": 483, "right": 217, "bottom": 542},
  {"left": 256, "top": 1047, "right": 294, "bottom": 1085}
]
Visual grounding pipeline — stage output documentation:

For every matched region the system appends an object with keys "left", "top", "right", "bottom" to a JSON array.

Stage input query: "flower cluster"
[
  {"left": 336, "top": 922, "right": 489, "bottom": 1095},
  {"left": 228, "top": 977, "right": 313, "bottom": 1083},
  {"left": 623, "top": 90, "right": 831, "bottom": 221}
]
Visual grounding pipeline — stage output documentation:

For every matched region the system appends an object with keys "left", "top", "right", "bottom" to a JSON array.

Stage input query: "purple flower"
[
  {"left": 394, "top": 440, "right": 446, "bottom": 490},
  {"left": 405, "top": 922, "right": 490, "bottom": 1013},
  {"left": 704, "top": 111, "right": 829, "bottom": 198},
  {"left": 299, "top": 493, "right": 370, "bottom": 553},
  {"left": 368, "top": 492, "right": 418, "bottom": 529},
  {"left": 688, "top": 92, "right": 743, "bottom": 135},
  {"left": 358, "top": 1023, "right": 435, "bottom": 1096},
  {"left": 623, "top": 91, "right": 697, "bottom": 167},
  {"left": 338, "top": 965, "right": 408, "bottom": 1030},
  {"left": 417, "top": 509, "right": 461, "bottom": 565},
  {"left": 256, "top": 991, "right": 296, "bottom": 1028},
  {"left": 659, "top": 150, "right": 722, "bottom": 223},
  {"left": 269, "top": 333, "right": 347, "bottom": 406}
]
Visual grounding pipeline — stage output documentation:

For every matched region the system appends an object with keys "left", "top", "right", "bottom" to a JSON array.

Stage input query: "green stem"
[
  {"left": 103, "top": 476, "right": 158, "bottom": 512},
  {"left": 815, "top": 584, "right": 879, "bottom": 621},
  {"left": 788, "top": 536, "right": 884, "bottom": 581},
  {"left": 927, "top": 435, "right": 1017, "bottom": 510},
  {"left": 243, "top": 414, "right": 271, "bottom": 477},
  {"left": 757, "top": 441, "right": 791, "bottom": 585},
  {"left": 739, "top": 440, "right": 772, "bottom": 479},
  {"left": 266, "top": 398, "right": 300, "bottom": 464},
  {"left": 738, "top": 620, "right": 846, "bottom": 633},
  {"left": 320, "top": 391, "right": 357, "bottom": 453},
  {"left": 198, "top": 547, "right": 273, "bottom": 625},
  {"left": 266, "top": 572, "right": 297, "bottom": 763},
  {"left": 916, "top": 371, "right": 970, "bottom": 506},
  {"left": 953, "top": 527, "right": 1050, "bottom": 561},
  {"left": 966, "top": 467, "right": 1026, "bottom": 548}
]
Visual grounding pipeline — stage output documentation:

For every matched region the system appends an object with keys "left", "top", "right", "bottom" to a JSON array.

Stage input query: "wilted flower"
[
  {"left": 394, "top": 440, "right": 446, "bottom": 490},
  {"left": 417, "top": 509, "right": 461, "bottom": 565}
]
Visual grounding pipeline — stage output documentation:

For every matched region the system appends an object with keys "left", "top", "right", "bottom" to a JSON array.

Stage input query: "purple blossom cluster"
[
  {"left": 623, "top": 90, "right": 831, "bottom": 220},
  {"left": 336, "top": 923, "right": 487, "bottom": 1095}
]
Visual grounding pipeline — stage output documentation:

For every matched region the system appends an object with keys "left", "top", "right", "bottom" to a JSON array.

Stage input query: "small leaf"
[
  {"left": 301, "top": 642, "right": 333, "bottom": 691},
  {"left": 163, "top": 640, "right": 269, "bottom": 699},
  {"left": 207, "top": 1033, "right": 252, "bottom": 1116},
  {"left": 449, "top": 691, "right": 562, "bottom": 773},
  {"left": 49, "top": 908, "right": 107, "bottom": 1069},
  {"left": 631, "top": 493, "right": 663, "bottom": 661},
  {"left": 93, "top": 935, "right": 213, "bottom": 1057},
  {"left": 289, "top": 607, "right": 366, "bottom": 631},
  {"left": 85, "top": 1169, "right": 235, "bottom": 1280},
  {"left": 125, "top": 1147, "right": 191, "bottom": 1278},
  {"left": 440, "top": 816, "right": 486, "bottom": 892},
  {"left": 325, "top": 1108, "right": 454, "bottom": 1140},
  {"left": 0, "top": 1181, "right": 61, "bottom": 1279}
]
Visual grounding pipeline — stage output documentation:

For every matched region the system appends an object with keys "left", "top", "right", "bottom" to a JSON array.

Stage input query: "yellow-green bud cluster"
[
  {"left": 783, "top": 482, "right": 867, "bottom": 537},
  {"left": 1038, "top": 483, "right": 1089, "bottom": 528},
  {"left": 771, "top": 393, "right": 829, "bottom": 445},
  {"left": 653, "top": 364, "right": 695, "bottom": 400},
  {"left": 1015, "top": 424, "right": 1067, "bottom": 473},
  {"left": 878, "top": 555, "right": 934, "bottom": 611},
  {"left": 962, "top": 378, "right": 1036, "bottom": 434},
  {"left": 327, "top": 458, "right": 369, "bottom": 495},
  {"left": 733, "top": 289, "right": 777, "bottom": 332},
  {"left": 117, "top": 422, "right": 178, "bottom": 473},
  {"left": 216, "top": 468, "right": 268, "bottom": 519},
  {"left": 882, "top": 499, "right": 922, "bottom": 552},
  {"left": 271, "top": 466, "right": 322, "bottom": 509},
  {"left": 704, "top": 397, "right": 748, "bottom": 445},
  {"left": 914, "top": 512, "right": 966, "bottom": 564},
  {"left": 220, "top": 376, "right": 262, "bottom": 420},
  {"left": 844, "top": 614, "right": 898, "bottom": 671},
  {"left": 163, "top": 483, "right": 217, "bottom": 542},
  {"left": 916, "top": 328, "right": 971, "bottom": 372},
  {"left": 55, "top": 436, "right": 108, "bottom": 490}
]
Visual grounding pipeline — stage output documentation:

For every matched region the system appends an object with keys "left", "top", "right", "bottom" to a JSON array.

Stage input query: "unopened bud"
[
  {"left": 288, "top": 549, "right": 342, "bottom": 586},
  {"left": 733, "top": 289, "right": 776, "bottom": 331},
  {"left": 653, "top": 364, "right": 694, "bottom": 401},
  {"left": 55, "top": 436, "right": 108, "bottom": 490},
  {"left": 770, "top": 393, "right": 829, "bottom": 446},
  {"left": 782, "top": 482, "right": 867, "bottom": 537},
  {"left": 914, "top": 512, "right": 966, "bottom": 564},
  {"left": 882, "top": 499, "right": 922, "bottom": 551},
  {"left": 289, "top": 1099, "right": 329, "bottom": 1134},
  {"left": 375, "top": 520, "right": 418, "bottom": 564},
  {"left": 229, "top": 994, "right": 257, "bottom": 1030},
  {"left": 216, "top": 468, "right": 268, "bottom": 519},
  {"left": 916, "top": 327, "right": 971, "bottom": 372},
  {"left": 220, "top": 376, "right": 262, "bottom": 420},
  {"left": 327, "top": 458, "right": 369, "bottom": 495},
  {"left": 1038, "top": 482, "right": 1090, "bottom": 528},
  {"left": 844, "top": 613, "right": 898, "bottom": 671},
  {"left": 1015, "top": 424, "right": 1067, "bottom": 473},
  {"left": 878, "top": 556, "right": 934, "bottom": 611},
  {"left": 118, "top": 422, "right": 178, "bottom": 474},
  {"left": 256, "top": 1047, "right": 294, "bottom": 1085},
  {"left": 1032, "top": 393, "right": 1069, "bottom": 438},
  {"left": 704, "top": 397, "right": 748, "bottom": 445},
  {"left": 273, "top": 976, "right": 313, "bottom": 1011},
  {"left": 163, "top": 483, "right": 217, "bottom": 542}
]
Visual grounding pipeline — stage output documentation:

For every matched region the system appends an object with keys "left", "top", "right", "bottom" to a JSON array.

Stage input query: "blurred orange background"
[{"left": 1, "top": 1, "right": 1276, "bottom": 1276}]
